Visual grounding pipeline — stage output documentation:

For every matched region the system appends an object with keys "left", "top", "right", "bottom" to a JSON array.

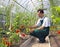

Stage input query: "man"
[{"left": 29, "top": 9, "right": 50, "bottom": 43}]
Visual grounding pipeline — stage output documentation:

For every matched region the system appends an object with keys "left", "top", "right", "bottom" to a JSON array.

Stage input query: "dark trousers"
[{"left": 30, "top": 29, "right": 49, "bottom": 42}]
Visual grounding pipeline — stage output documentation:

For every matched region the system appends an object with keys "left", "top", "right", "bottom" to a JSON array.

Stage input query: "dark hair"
[{"left": 37, "top": 9, "right": 44, "bottom": 13}]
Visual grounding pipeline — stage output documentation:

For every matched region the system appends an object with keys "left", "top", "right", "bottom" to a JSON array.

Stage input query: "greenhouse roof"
[{"left": 0, "top": 0, "right": 50, "bottom": 12}]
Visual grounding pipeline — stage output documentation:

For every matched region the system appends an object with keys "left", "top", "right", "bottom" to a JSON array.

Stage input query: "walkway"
[{"left": 27, "top": 36, "right": 51, "bottom": 47}]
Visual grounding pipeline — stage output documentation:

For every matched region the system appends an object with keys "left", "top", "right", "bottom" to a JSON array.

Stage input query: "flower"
[{"left": 16, "top": 29, "right": 20, "bottom": 33}]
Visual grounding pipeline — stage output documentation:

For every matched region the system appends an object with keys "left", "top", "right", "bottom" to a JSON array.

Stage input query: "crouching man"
[{"left": 29, "top": 9, "right": 50, "bottom": 43}]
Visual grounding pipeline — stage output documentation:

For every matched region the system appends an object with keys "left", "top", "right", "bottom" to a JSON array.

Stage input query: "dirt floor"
[{"left": 26, "top": 36, "right": 50, "bottom": 47}]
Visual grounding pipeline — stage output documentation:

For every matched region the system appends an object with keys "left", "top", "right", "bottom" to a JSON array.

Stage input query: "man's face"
[{"left": 37, "top": 11, "right": 43, "bottom": 18}]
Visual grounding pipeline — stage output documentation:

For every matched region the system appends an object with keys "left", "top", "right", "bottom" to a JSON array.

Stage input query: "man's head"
[{"left": 37, "top": 9, "right": 44, "bottom": 18}]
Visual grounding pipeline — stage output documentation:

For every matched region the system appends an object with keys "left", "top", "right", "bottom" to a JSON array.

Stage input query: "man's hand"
[
  {"left": 28, "top": 26, "right": 33, "bottom": 29},
  {"left": 27, "top": 25, "right": 38, "bottom": 29},
  {"left": 30, "top": 29, "right": 35, "bottom": 33}
]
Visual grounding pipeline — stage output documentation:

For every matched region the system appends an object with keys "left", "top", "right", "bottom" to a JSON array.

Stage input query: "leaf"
[{"left": 51, "top": 15, "right": 55, "bottom": 18}]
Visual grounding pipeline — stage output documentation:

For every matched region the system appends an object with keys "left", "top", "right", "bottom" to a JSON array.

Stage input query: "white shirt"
[{"left": 36, "top": 17, "right": 51, "bottom": 27}]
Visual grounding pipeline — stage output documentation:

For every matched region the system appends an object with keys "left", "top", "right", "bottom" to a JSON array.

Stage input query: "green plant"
[
  {"left": 5, "top": 4, "right": 14, "bottom": 30},
  {"left": 51, "top": 7, "right": 60, "bottom": 25},
  {"left": 0, "top": 43, "right": 7, "bottom": 47},
  {"left": 9, "top": 33, "right": 20, "bottom": 43}
]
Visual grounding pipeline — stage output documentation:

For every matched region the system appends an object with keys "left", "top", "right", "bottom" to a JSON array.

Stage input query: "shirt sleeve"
[
  {"left": 35, "top": 19, "right": 41, "bottom": 27},
  {"left": 42, "top": 17, "right": 51, "bottom": 27}
]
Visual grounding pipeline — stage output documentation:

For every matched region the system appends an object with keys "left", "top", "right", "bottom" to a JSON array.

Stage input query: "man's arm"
[
  {"left": 29, "top": 25, "right": 44, "bottom": 33},
  {"left": 36, "top": 26, "right": 44, "bottom": 30},
  {"left": 28, "top": 25, "right": 38, "bottom": 29},
  {"left": 28, "top": 19, "right": 40, "bottom": 29}
]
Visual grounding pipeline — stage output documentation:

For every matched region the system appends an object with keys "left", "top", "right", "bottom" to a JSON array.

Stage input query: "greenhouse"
[{"left": 0, "top": 0, "right": 60, "bottom": 47}]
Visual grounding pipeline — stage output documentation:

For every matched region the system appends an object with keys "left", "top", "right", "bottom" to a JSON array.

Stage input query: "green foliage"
[
  {"left": 12, "top": 11, "right": 37, "bottom": 29},
  {"left": 55, "top": 6, "right": 60, "bottom": 15},
  {"left": 51, "top": 6, "right": 60, "bottom": 25},
  {"left": 0, "top": 43, "right": 7, "bottom": 47},
  {"left": 5, "top": 4, "right": 14, "bottom": 29},
  {"left": 13, "top": 0, "right": 16, "bottom": 2},
  {"left": 0, "top": 8, "right": 3, "bottom": 14},
  {"left": 9, "top": 33, "right": 20, "bottom": 43}
]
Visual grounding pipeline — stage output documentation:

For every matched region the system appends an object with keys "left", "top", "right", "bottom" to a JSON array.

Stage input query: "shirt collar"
[{"left": 40, "top": 16, "right": 45, "bottom": 20}]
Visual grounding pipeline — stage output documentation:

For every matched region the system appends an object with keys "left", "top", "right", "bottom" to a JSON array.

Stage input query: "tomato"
[
  {"left": 57, "top": 30, "right": 60, "bottom": 34},
  {"left": 21, "top": 33, "right": 26, "bottom": 37},
  {"left": 16, "top": 29, "right": 20, "bottom": 33},
  {"left": 2, "top": 38, "right": 7, "bottom": 44},
  {"left": 5, "top": 41, "right": 12, "bottom": 46}
]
